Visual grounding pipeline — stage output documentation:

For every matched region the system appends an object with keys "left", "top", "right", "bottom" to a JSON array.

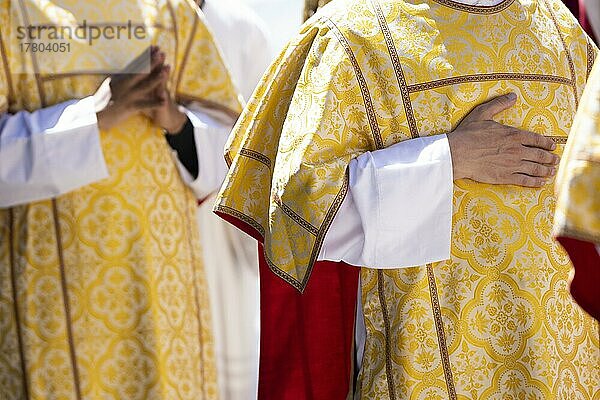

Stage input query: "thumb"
[{"left": 471, "top": 93, "right": 517, "bottom": 121}]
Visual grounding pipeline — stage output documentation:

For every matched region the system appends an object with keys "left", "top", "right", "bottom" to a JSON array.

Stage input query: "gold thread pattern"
[
  {"left": 372, "top": 0, "right": 419, "bottom": 139},
  {"left": 555, "top": 59, "right": 600, "bottom": 247},
  {"left": 0, "top": 1, "right": 242, "bottom": 398},
  {"left": 430, "top": 0, "right": 514, "bottom": 14},
  {"left": 427, "top": 265, "right": 457, "bottom": 400},
  {"left": 216, "top": 0, "right": 600, "bottom": 398}
]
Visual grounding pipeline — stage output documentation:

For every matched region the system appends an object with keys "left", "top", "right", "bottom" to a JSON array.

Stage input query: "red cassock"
[
  {"left": 216, "top": 212, "right": 360, "bottom": 398},
  {"left": 556, "top": 237, "right": 600, "bottom": 320}
]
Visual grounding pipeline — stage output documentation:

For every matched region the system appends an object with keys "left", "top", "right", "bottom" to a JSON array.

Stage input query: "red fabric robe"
[{"left": 216, "top": 211, "right": 360, "bottom": 399}]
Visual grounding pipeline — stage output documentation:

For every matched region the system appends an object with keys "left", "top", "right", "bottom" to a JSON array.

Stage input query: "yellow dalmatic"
[
  {"left": 216, "top": 0, "right": 600, "bottom": 398},
  {"left": 0, "top": 1, "right": 242, "bottom": 399},
  {"left": 553, "top": 58, "right": 600, "bottom": 320},
  {"left": 555, "top": 59, "right": 600, "bottom": 245}
]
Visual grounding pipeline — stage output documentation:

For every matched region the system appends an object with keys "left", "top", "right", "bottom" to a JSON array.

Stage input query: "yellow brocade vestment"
[
  {"left": 555, "top": 59, "right": 600, "bottom": 245},
  {"left": 0, "top": 1, "right": 242, "bottom": 399},
  {"left": 216, "top": 0, "right": 600, "bottom": 398}
]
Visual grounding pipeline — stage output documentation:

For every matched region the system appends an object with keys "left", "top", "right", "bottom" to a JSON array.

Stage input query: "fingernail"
[{"left": 507, "top": 93, "right": 517, "bottom": 101}]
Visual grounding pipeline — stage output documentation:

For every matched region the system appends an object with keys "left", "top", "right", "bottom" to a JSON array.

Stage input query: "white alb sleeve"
[
  {"left": 0, "top": 96, "right": 108, "bottom": 208},
  {"left": 174, "top": 103, "right": 235, "bottom": 200},
  {"left": 319, "top": 134, "right": 454, "bottom": 269}
]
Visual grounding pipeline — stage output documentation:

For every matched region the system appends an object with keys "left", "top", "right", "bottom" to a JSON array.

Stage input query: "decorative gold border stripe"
[
  {"left": 543, "top": 0, "right": 579, "bottom": 109},
  {"left": 427, "top": 265, "right": 457, "bottom": 400},
  {"left": 408, "top": 73, "right": 572, "bottom": 93},
  {"left": 175, "top": 11, "right": 197, "bottom": 95},
  {"left": 239, "top": 148, "right": 272, "bottom": 168},
  {"left": 18, "top": 0, "right": 47, "bottom": 106},
  {"left": 0, "top": 32, "right": 15, "bottom": 102},
  {"left": 275, "top": 196, "right": 319, "bottom": 236},
  {"left": 214, "top": 204, "right": 266, "bottom": 237},
  {"left": 586, "top": 40, "right": 596, "bottom": 80},
  {"left": 372, "top": 0, "right": 419, "bottom": 139},
  {"left": 295, "top": 170, "right": 351, "bottom": 291},
  {"left": 549, "top": 136, "right": 568, "bottom": 144},
  {"left": 166, "top": 1, "right": 180, "bottom": 89},
  {"left": 430, "top": 0, "right": 515, "bottom": 14},
  {"left": 8, "top": 209, "right": 30, "bottom": 399},
  {"left": 325, "top": 18, "right": 384, "bottom": 150},
  {"left": 52, "top": 200, "right": 83, "bottom": 400},
  {"left": 216, "top": 170, "right": 350, "bottom": 292},
  {"left": 377, "top": 271, "right": 398, "bottom": 400}
]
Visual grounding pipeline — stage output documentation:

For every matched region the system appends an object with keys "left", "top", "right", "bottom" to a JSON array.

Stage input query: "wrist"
[
  {"left": 164, "top": 106, "right": 188, "bottom": 135},
  {"left": 97, "top": 107, "right": 118, "bottom": 131},
  {"left": 447, "top": 131, "right": 470, "bottom": 180}
]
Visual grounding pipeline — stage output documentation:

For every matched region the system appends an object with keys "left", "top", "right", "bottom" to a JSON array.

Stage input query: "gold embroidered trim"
[
  {"left": 427, "top": 265, "right": 457, "bottom": 400},
  {"left": 239, "top": 148, "right": 272, "bottom": 168},
  {"left": 372, "top": 0, "right": 419, "bottom": 139},
  {"left": 8, "top": 209, "right": 30, "bottom": 399},
  {"left": 166, "top": 1, "right": 180, "bottom": 88},
  {"left": 586, "top": 40, "right": 596, "bottom": 80},
  {"left": 430, "top": 0, "right": 514, "bottom": 14},
  {"left": 543, "top": 0, "right": 579, "bottom": 109},
  {"left": 217, "top": 18, "right": 382, "bottom": 291},
  {"left": 408, "top": 73, "right": 572, "bottom": 93},
  {"left": 377, "top": 271, "right": 398, "bottom": 400},
  {"left": 225, "top": 152, "right": 233, "bottom": 168},
  {"left": 175, "top": 10, "right": 197, "bottom": 95},
  {"left": 549, "top": 136, "right": 568, "bottom": 144},
  {"left": 18, "top": 0, "right": 47, "bottom": 106},
  {"left": 325, "top": 18, "right": 384, "bottom": 150},
  {"left": 275, "top": 172, "right": 351, "bottom": 291},
  {"left": 52, "top": 200, "right": 83, "bottom": 400},
  {"left": 298, "top": 170, "right": 351, "bottom": 290},
  {"left": 275, "top": 196, "right": 320, "bottom": 236},
  {"left": 0, "top": 32, "right": 15, "bottom": 102},
  {"left": 216, "top": 173, "right": 350, "bottom": 292},
  {"left": 215, "top": 204, "right": 266, "bottom": 237}
]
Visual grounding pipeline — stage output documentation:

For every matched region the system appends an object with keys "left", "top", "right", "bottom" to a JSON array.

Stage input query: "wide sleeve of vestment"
[
  {"left": 0, "top": 96, "right": 108, "bottom": 208},
  {"left": 214, "top": 12, "right": 449, "bottom": 290},
  {"left": 319, "top": 134, "right": 453, "bottom": 269}
]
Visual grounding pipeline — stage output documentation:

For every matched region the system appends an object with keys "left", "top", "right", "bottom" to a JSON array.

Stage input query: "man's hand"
[
  {"left": 447, "top": 93, "right": 560, "bottom": 188},
  {"left": 94, "top": 46, "right": 168, "bottom": 131},
  {"left": 145, "top": 63, "right": 188, "bottom": 135}
]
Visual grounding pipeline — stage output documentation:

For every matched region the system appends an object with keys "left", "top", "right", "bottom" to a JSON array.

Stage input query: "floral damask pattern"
[
  {"left": 555, "top": 60, "right": 600, "bottom": 243},
  {"left": 0, "top": 1, "right": 242, "bottom": 399},
  {"left": 217, "top": 0, "right": 599, "bottom": 398}
]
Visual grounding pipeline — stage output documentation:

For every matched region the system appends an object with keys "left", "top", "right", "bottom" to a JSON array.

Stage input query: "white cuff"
[
  {"left": 320, "top": 135, "right": 453, "bottom": 268},
  {"left": 173, "top": 105, "right": 235, "bottom": 200},
  {"left": 0, "top": 96, "right": 108, "bottom": 207}
]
